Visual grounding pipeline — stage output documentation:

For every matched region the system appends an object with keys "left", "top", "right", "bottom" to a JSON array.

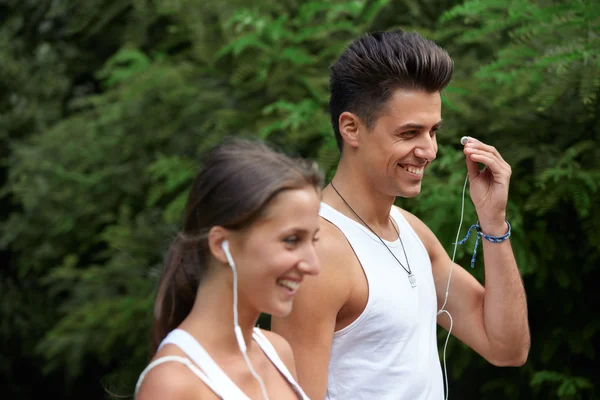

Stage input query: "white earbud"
[
  {"left": 221, "top": 240, "right": 235, "bottom": 269},
  {"left": 460, "top": 136, "right": 470, "bottom": 145}
]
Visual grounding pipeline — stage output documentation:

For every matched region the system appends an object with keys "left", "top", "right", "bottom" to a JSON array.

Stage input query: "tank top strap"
[
  {"left": 134, "top": 355, "right": 221, "bottom": 398},
  {"left": 159, "top": 329, "right": 251, "bottom": 399},
  {"left": 389, "top": 206, "right": 430, "bottom": 256},
  {"left": 319, "top": 202, "right": 359, "bottom": 233},
  {"left": 252, "top": 328, "right": 311, "bottom": 400},
  {"left": 389, "top": 206, "right": 410, "bottom": 230}
]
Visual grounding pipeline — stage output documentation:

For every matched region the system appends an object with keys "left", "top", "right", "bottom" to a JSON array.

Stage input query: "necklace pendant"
[{"left": 408, "top": 272, "right": 417, "bottom": 288}]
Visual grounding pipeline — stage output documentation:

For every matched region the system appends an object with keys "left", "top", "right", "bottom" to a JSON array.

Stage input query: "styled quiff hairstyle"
[{"left": 329, "top": 29, "right": 454, "bottom": 151}]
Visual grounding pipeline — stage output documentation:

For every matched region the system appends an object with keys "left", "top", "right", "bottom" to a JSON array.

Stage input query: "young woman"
[{"left": 135, "top": 138, "right": 323, "bottom": 399}]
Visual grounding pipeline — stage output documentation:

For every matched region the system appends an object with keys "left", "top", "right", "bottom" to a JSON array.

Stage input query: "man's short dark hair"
[{"left": 329, "top": 29, "right": 454, "bottom": 151}]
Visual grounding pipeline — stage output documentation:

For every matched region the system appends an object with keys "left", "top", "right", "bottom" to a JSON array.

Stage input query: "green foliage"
[
  {"left": 531, "top": 370, "right": 593, "bottom": 399},
  {"left": 441, "top": 0, "right": 600, "bottom": 112},
  {"left": 212, "top": 0, "right": 392, "bottom": 166}
]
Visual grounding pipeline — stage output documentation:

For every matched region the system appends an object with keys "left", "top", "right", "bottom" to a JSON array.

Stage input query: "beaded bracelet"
[{"left": 455, "top": 221, "right": 511, "bottom": 268}]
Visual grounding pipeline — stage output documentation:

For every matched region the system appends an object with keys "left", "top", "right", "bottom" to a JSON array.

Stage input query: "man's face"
[{"left": 355, "top": 89, "right": 442, "bottom": 198}]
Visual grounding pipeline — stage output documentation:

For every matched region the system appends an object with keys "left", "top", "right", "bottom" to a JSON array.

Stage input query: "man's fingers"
[{"left": 464, "top": 137, "right": 506, "bottom": 163}]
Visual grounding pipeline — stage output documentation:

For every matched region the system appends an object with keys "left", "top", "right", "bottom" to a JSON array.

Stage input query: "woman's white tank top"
[{"left": 135, "top": 328, "right": 310, "bottom": 399}]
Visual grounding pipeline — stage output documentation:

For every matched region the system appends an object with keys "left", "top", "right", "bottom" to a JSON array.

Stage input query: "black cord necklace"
[{"left": 330, "top": 182, "right": 417, "bottom": 288}]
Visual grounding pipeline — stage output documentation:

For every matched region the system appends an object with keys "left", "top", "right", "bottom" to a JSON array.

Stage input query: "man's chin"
[{"left": 396, "top": 185, "right": 422, "bottom": 199}]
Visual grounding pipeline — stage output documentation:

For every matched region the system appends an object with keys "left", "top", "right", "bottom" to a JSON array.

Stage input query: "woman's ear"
[
  {"left": 207, "top": 226, "right": 229, "bottom": 265},
  {"left": 338, "top": 111, "right": 362, "bottom": 149}
]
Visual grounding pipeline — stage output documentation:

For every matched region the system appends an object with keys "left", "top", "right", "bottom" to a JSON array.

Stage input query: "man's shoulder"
[
  {"left": 393, "top": 205, "right": 444, "bottom": 260},
  {"left": 316, "top": 207, "right": 361, "bottom": 266},
  {"left": 271, "top": 210, "right": 353, "bottom": 332},
  {"left": 393, "top": 205, "right": 437, "bottom": 245},
  {"left": 284, "top": 208, "right": 356, "bottom": 305},
  {"left": 393, "top": 204, "right": 419, "bottom": 222},
  {"left": 318, "top": 211, "right": 348, "bottom": 241}
]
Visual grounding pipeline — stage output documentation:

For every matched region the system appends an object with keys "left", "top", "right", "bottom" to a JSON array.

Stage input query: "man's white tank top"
[{"left": 320, "top": 202, "right": 443, "bottom": 400}]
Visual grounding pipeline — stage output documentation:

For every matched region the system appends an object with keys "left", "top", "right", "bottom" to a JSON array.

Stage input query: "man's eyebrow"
[{"left": 393, "top": 120, "right": 443, "bottom": 133}]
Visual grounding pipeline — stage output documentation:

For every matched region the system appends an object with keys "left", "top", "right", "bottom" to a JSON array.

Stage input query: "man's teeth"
[
  {"left": 403, "top": 166, "right": 423, "bottom": 175},
  {"left": 277, "top": 279, "right": 299, "bottom": 291}
]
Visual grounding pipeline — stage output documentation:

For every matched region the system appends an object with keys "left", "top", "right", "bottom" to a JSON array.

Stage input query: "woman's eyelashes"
[
  {"left": 283, "top": 236, "right": 299, "bottom": 245},
  {"left": 283, "top": 232, "right": 320, "bottom": 247}
]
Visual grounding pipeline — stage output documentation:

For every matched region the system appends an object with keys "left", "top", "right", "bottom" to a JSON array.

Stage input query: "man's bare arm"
[{"left": 401, "top": 208, "right": 530, "bottom": 366}]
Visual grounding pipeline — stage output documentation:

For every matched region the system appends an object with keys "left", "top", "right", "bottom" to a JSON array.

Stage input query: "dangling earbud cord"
[
  {"left": 222, "top": 241, "right": 270, "bottom": 400},
  {"left": 437, "top": 173, "right": 469, "bottom": 400}
]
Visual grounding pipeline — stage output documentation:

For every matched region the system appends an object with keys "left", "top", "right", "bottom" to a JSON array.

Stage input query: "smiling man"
[{"left": 271, "top": 30, "right": 531, "bottom": 400}]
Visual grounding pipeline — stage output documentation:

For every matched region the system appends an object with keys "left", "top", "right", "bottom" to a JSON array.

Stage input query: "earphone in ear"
[{"left": 221, "top": 240, "right": 235, "bottom": 267}]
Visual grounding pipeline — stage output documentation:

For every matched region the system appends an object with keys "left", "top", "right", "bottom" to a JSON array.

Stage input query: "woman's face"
[{"left": 231, "top": 186, "right": 322, "bottom": 318}]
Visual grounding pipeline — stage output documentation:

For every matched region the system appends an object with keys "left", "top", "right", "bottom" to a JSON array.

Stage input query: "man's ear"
[
  {"left": 338, "top": 111, "right": 362, "bottom": 149},
  {"left": 207, "top": 226, "right": 229, "bottom": 265}
]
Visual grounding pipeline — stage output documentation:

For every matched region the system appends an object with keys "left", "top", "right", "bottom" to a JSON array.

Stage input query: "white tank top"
[
  {"left": 320, "top": 202, "right": 443, "bottom": 400},
  {"left": 135, "top": 328, "right": 310, "bottom": 399}
]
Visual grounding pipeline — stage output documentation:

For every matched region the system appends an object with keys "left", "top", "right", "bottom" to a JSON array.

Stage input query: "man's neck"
[{"left": 323, "top": 156, "right": 398, "bottom": 236}]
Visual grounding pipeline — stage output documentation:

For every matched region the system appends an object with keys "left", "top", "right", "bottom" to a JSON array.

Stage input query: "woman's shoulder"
[{"left": 136, "top": 349, "right": 217, "bottom": 400}]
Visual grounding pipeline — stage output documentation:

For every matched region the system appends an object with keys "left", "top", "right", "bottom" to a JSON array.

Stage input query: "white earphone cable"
[
  {"left": 437, "top": 173, "right": 469, "bottom": 400},
  {"left": 223, "top": 242, "right": 270, "bottom": 400}
]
